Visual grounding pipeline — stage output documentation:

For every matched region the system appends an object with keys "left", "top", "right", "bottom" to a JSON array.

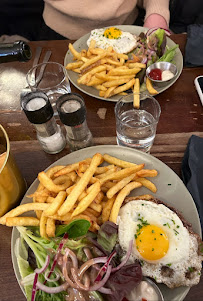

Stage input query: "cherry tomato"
[{"left": 148, "top": 68, "right": 162, "bottom": 80}]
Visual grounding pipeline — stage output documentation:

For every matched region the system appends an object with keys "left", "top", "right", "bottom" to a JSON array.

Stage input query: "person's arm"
[{"left": 143, "top": 0, "right": 170, "bottom": 29}]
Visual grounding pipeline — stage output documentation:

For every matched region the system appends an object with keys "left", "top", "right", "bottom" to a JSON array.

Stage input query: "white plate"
[
  {"left": 64, "top": 25, "right": 183, "bottom": 102},
  {"left": 11, "top": 145, "right": 201, "bottom": 301}
]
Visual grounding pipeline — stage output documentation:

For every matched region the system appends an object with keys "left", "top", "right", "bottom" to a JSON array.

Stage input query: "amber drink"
[{"left": 0, "top": 125, "right": 26, "bottom": 216}]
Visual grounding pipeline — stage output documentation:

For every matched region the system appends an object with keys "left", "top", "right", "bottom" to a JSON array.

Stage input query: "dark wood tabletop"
[{"left": 0, "top": 34, "right": 203, "bottom": 301}]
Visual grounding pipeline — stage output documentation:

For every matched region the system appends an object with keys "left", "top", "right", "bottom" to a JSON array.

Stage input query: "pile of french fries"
[
  {"left": 0, "top": 153, "right": 158, "bottom": 239},
  {"left": 66, "top": 40, "right": 158, "bottom": 108}
]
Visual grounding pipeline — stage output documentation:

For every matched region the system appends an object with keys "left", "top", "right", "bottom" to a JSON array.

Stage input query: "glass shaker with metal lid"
[
  {"left": 56, "top": 93, "right": 93, "bottom": 152},
  {"left": 21, "top": 91, "right": 66, "bottom": 154}
]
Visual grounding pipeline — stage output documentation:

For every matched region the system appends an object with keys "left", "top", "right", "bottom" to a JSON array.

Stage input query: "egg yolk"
[
  {"left": 103, "top": 27, "right": 122, "bottom": 39},
  {"left": 135, "top": 225, "right": 169, "bottom": 261}
]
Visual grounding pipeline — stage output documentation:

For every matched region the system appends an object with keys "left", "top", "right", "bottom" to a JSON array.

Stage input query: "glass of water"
[
  {"left": 115, "top": 93, "right": 161, "bottom": 153},
  {"left": 26, "top": 62, "right": 71, "bottom": 111}
]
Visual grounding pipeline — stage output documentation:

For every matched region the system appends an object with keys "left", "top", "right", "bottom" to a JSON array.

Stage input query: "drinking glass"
[
  {"left": 26, "top": 62, "right": 71, "bottom": 110},
  {"left": 0, "top": 124, "right": 26, "bottom": 216},
  {"left": 115, "top": 93, "right": 161, "bottom": 153}
]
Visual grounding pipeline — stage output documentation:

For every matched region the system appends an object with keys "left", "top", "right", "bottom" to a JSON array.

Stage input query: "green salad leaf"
[
  {"left": 55, "top": 219, "right": 91, "bottom": 238},
  {"left": 157, "top": 45, "right": 179, "bottom": 63}
]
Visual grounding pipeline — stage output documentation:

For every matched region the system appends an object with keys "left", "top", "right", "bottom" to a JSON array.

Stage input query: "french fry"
[
  {"left": 128, "top": 63, "right": 146, "bottom": 69},
  {"left": 133, "top": 78, "right": 140, "bottom": 109},
  {"left": 46, "top": 218, "right": 56, "bottom": 238},
  {"left": 66, "top": 61, "right": 83, "bottom": 70},
  {"left": 38, "top": 172, "right": 72, "bottom": 193},
  {"left": 106, "top": 173, "right": 136, "bottom": 199},
  {"left": 103, "top": 154, "right": 138, "bottom": 168},
  {"left": 102, "top": 196, "right": 116, "bottom": 223},
  {"left": 58, "top": 153, "right": 102, "bottom": 215},
  {"left": 136, "top": 169, "right": 158, "bottom": 178},
  {"left": 112, "top": 78, "right": 136, "bottom": 95},
  {"left": 135, "top": 177, "right": 157, "bottom": 193},
  {"left": 40, "top": 212, "right": 48, "bottom": 239},
  {"left": 46, "top": 166, "right": 67, "bottom": 179},
  {"left": 69, "top": 43, "right": 81, "bottom": 60},
  {"left": 94, "top": 165, "right": 115, "bottom": 175},
  {"left": 89, "top": 201, "right": 102, "bottom": 213},
  {"left": 71, "top": 182, "right": 101, "bottom": 217},
  {"left": 104, "top": 86, "right": 116, "bottom": 98},
  {"left": 80, "top": 53, "right": 107, "bottom": 71},
  {"left": 95, "top": 167, "right": 117, "bottom": 179},
  {"left": 108, "top": 68, "right": 141, "bottom": 76},
  {"left": 100, "top": 165, "right": 144, "bottom": 185},
  {"left": 0, "top": 203, "right": 49, "bottom": 225},
  {"left": 93, "top": 191, "right": 104, "bottom": 204},
  {"left": 146, "top": 77, "right": 158, "bottom": 95},
  {"left": 103, "top": 77, "right": 134, "bottom": 88},
  {"left": 94, "top": 84, "right": 107, "bottom": 91},
  {"left": 109, "top": 181, "right": 142, "bottom": 223},
  {"left": 6, "top": 217, "right": 40, "bottom": 227},
  {"left": 43, "top": 191, "right": 67, "bottom": 216},
  {"left": 54, "top": 158, "right": 91, "bottom": 177}
]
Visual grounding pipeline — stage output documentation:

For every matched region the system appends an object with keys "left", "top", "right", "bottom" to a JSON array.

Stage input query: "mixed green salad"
[
  {"left": 15, "top": 220, "right": 142, "bottom": 301},
  {"left": 129, "top": 28, "right": 179, "bottom": 89}
]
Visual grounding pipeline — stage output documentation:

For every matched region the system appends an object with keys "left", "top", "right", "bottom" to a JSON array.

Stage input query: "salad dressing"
[{"left": 127, "top": 280, "right": 159, "bottom": 301}]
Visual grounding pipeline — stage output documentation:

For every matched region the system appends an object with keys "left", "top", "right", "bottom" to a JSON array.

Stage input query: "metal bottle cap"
[
  {"left": 21, "top": 91, "right": 54, "bottom": 124},
  {"left": 56, "top": 93, "right": 86, "bottom": 126}
]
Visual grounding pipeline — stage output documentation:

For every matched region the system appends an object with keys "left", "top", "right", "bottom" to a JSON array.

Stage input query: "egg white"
[
  {"left": 118, "top": 200, "right": 203, "bottom": 288},
  {"left": 118, "top": 200, "right": 190, "bottom": 265},
  {"left": 87, "top": 27, "right": 137, "bottom": 54}
]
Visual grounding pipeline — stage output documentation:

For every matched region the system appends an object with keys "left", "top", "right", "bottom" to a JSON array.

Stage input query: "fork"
[{"left": 21, "top": 47, "right": 52, "bottom": 97}]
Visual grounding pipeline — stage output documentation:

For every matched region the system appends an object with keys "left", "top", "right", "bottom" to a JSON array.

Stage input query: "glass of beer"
[{"left": 0, "top": 124, "right": 26, "bottom": 217}]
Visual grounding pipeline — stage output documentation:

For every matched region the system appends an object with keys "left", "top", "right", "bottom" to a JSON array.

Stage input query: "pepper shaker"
[
  {"left": 21, "top": 91, "right": 66, "bottom": 154},
  {"left": 56, "top": 93, "right": 93, "bottom": 152}
]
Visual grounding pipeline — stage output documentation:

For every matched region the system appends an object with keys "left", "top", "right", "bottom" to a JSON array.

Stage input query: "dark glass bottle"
[{"left": 0, "top": 40, "right": 32, "bottom": 63}]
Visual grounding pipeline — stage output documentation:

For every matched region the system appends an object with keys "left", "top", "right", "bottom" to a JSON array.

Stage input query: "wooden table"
[{"left": 0, "top": 34, "right": 203, "bottom": 301}]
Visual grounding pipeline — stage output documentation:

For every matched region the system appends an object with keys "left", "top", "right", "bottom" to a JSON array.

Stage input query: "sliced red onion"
[
  {"left": 31, "top": 273, "right": 39, "bottom": 301},
  {"left": 44, "top": 270, "right": 60, "bottom": 282},
  {"left": 35, "top": 255, "right": 50, "bottom": 274},
  {"left": 89, "top": 265, "right": 112, "bottom": 291},
  {"left": 71, "top": 268, "right": 89, "bottom": 291},
  {"left": 146, "top": 27, "right": 171, "bottom": 37},
  {"left": 111, "top": 240, "right": 133, "bottom": 273},
  {"left": 44, "top": 233, "right": 68, "bottom": 284},
  {"left": 98, "top": 287, "right": 113, "bottom": 294},
  {"left": 95, "top": 251, "right": 116, "bottom": 282},
  {"left": 63, "top": 251, "right": 78, "bottom": 289},
  {"left": 78, "top": 257, "right": 107, "bottom": 278},
  {"left": 36, "top": 281, "right": 68, "bottom": 294},
  {"left": 64, "top": 248, "right": 78, "bottom": 269},
  {"left": 141, "top": 56, "right": 147, "bottom": 64},
  {"left": 83, "top": 247, "right": 93, "bottom": 260}
]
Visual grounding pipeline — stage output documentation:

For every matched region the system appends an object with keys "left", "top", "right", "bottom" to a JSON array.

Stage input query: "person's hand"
[{"left": 144, "top": 13, "right": 169, "bottom": 30}]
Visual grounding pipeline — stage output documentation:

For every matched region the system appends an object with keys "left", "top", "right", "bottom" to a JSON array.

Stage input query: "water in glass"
[{"left": 116, "top": 109, "right": 156, "bottom": 152}]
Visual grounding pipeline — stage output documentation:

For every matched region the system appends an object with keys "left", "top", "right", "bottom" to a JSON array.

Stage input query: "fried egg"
[
  {"left": 87, "top": 27, "right": 137, "bottom": 54},
  {"left": 118, "top": 199, "right": 203, "bottom": 288}
]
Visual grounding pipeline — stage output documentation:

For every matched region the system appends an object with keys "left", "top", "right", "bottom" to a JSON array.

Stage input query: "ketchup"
[{"left": 148, "top": 68, "right": 162, "bottom": 80}]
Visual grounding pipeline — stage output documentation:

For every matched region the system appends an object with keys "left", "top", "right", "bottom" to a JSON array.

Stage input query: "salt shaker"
[
  {"left": 21, "top": 91, "right": 66, "bottom": 154},
  {"left": 56, "top": 93, "right": 93, "bottom": 152}
]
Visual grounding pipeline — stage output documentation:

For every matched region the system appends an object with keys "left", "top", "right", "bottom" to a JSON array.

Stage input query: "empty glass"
[
  {"left": 115, "top": 93, "right": 161, "bottom": 153},
  {"left": 26, "top": 62, "right": 71, "bottom": 110}
]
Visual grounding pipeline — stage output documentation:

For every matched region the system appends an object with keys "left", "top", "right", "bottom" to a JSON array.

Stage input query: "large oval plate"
[
  {"left": 64, "top": 25, "right": 183, "bottom": 102},
  {"left": 11, "top": 145, "right": 201, "bottom": 301}
]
